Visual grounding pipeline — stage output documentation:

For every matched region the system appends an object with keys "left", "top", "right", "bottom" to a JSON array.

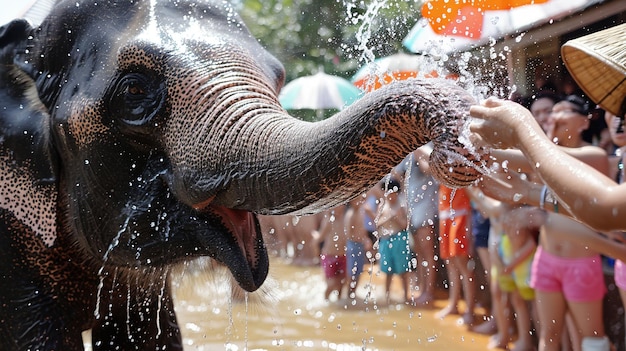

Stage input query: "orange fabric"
[
  {"left": 421, "top": 0, "right": 549, "bottom": 38},
  {"left": 439, "top": 215, "right": 471, "bottom": 260},
  {"left": 438, "top": 185, "right": 471, "bottom": 213},
  {"left": 438, "top": 186, "right": 471, "bottom": 259},
  {"left": 354, "top": 71, "right": 458, "bottom": 92}
]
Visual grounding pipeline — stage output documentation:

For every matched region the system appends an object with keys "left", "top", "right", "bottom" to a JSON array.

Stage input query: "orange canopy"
[
  {"left": 421, "top": 0, "right": 550, "bottom": 38},
  {"left": 354, "top": 71, "right": 448, "bottom": 92}
]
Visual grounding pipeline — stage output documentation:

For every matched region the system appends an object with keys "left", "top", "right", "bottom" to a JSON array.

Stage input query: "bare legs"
[
  {"left": 384, "top": 272, "right": 410, "bottom": 303},
  {"left": 412, "top": 224, "right": 437, "bottom": 307},
  {"left": 487, "top": 278, "right": 512, "bottom": 349},
  {"left": 436, "top": 255, "right": 476, "bottom": 325},
  {"left": 509, "top": 292, "right": 535, "bottom": 351},
  {"left": 472, "top": 245, "right": 499, "bottom": 335},
  {"left": 535, "top": 290, "right": 605, "bottom": 351},
  {"left": 325, "top": 275, "right": 346, "bottom": 300},
  {"left": 536, "top": 291, "right": 567, "bottom": 351}
]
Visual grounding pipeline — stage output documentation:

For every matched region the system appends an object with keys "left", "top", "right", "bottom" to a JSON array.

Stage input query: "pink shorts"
[
  {"left": 321, "top": 254, "right": 346, "bottom": 279},
  {"left": 530, "top": 247, "right": 606, "bottom": 302},
  {"left": 615, "top": 260, "right": 626, "bottom": 291}
]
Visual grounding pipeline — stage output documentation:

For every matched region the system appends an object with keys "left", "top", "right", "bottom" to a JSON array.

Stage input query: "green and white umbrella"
[{"left": 279, "top": 72, "right": 363, "bottom": 111}]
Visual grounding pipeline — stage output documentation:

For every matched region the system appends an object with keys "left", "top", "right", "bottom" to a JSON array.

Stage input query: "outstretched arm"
[
  {"left": 470, "top": 98, "right": 626, "bottom": 232},
  {"left": 476, "top": 170, "right": 574, "bottom": 218}
]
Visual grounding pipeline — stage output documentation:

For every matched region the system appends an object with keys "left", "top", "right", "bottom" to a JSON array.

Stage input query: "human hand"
[{"left": 469, "top": 98, "right": 539, "bottom": 150}]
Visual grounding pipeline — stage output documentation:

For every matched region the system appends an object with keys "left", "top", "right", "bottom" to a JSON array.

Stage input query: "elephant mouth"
[{"left": 201, "top": 204, "right": 269, "bottom": 292}]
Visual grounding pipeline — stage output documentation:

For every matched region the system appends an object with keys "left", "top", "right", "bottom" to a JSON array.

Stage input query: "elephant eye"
[{"left": 110, "top": 73, "right": 165, "bottom": 126}]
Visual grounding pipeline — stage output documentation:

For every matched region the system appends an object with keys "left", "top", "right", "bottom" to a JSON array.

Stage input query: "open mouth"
[{"left": 201, "top": 205, "right": 269, "bottom": 292}]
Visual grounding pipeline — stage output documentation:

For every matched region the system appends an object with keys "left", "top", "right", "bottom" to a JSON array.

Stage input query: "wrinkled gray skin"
[{"left": 0, "top": 0, "right": 480, "bottom": 349}]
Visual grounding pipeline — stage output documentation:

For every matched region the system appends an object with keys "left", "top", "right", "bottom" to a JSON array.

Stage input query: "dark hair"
[
  {"left": 563, "top": 94, "right": 592, "bottom": 115},
  {"left": 531, "top": 91, "right": 561, "bottom": 105}
]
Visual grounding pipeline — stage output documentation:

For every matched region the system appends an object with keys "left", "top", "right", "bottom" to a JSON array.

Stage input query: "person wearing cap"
[{"left": 469, "top": 23, "right": 626, "bottom": 233}]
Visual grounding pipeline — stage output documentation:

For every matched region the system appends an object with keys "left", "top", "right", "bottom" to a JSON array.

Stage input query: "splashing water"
[
  {"left": 94, "top": 215, "right": 130, "bottom": 319},
  {"left": 346, "top": 0, "right": 384, "bottom": 61},
  {"left": 89, "top": 0, "right": 531, "bottom": 349},
  {"left": 156, "top": 268, "right": 170, "bottom": 339}
]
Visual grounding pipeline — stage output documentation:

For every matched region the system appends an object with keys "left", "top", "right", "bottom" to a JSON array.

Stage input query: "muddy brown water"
[{"left": 84, "top": 257, "right": 491, "bottom": 350}]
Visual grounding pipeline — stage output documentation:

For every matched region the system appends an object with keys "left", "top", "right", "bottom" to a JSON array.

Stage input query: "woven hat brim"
[{"left": 562, "top": 24, "right": 626, "bottom": 116}]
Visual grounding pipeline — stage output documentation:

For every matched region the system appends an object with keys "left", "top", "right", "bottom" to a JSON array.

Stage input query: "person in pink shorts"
[
  {"left": 531, "top": 247, "right": 605, "bottom": 303},
  {"left": 529, "top": 213, "right": 609, "bottom": 351}
]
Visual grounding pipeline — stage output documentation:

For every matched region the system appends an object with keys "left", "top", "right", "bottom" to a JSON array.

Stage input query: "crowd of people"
[{"left": 260, "top": 23, "right": 626, "bottom": 351}]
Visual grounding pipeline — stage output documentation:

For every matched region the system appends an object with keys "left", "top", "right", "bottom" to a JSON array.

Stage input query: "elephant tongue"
[{"left": 210, "top": 206, "right": 269, "bottom": 292}]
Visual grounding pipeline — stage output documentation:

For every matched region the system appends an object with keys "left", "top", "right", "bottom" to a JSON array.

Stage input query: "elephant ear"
[{"left": 0, "top": 19, "right": 58, "bottom": 183}]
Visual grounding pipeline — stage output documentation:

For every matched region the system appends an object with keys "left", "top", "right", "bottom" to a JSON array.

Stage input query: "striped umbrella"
[
  {"left": 352, "top": 52, "right": 456, "bottom": 92},
  {"left": 403, "top": 0, "right": 603, "bottom": 54},
  {"left": 279, "top": 72, "right": 363, "bottom": 111}
]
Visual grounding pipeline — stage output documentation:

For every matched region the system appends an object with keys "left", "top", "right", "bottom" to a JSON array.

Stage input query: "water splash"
[
  {"left": 156, "top": 268, "right": 170, "bottom": 339},
  {"left": 346, "top": 0, "right": 388, "bottom": 89},
  {"left": 94, "top": 215, "right": 130, "bottom": 319}
]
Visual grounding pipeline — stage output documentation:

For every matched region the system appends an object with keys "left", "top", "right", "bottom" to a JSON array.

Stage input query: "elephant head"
[{"left": 0, "top": 1, "right": 481, "bottom": 347}]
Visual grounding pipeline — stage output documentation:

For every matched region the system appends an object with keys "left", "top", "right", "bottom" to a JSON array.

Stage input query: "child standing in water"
[
  {"left": 395, "top": 147, "right": 439, "bottom": 307},
  {"left": 436, "top": 185, "right": 476, "bottom": 326},
  {"left": 374, "top": 177, "right": 412, "bottom": 303},
  {"left": 344, "top": 195, "right": 373, "bottom": 300},
  {"left": 319, "top": 205, "right": 348, "bottom": 301}
]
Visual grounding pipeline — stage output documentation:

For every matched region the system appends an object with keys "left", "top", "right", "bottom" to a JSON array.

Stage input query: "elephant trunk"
[{"left": 205, "top": 78, "right": 481, "bottom": 215}]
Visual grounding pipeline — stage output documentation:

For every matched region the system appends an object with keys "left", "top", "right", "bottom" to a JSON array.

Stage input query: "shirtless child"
[
  {"left": 374, "top": 177, "right": 412, "bottom": 303},
  {"left": 344, "top": 195, "right": 374, "bottom": 300}
]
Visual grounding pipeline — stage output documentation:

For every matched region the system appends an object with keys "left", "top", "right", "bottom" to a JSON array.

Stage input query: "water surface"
[{"left": 174, "top": 257, "right": 491, "bottom": 351}]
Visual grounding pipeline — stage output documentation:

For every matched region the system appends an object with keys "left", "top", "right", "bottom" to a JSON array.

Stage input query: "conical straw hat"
[{"left": 562, "top": 23, "right": 626, "bottom": 116}]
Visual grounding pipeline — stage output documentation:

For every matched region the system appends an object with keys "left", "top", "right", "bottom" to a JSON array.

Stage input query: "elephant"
[{"left": 0, "top": 0, "right": 482, "bottom": 349}]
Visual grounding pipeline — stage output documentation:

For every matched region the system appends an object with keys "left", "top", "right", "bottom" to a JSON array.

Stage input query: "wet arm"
[
  {"left": 471, "top": 99, "right": 625, "bottom": 231},
  {"left": 488, "top": 147, "right": 609, "bottom": 177},
  {"left": 476, "top": 170, "right": 573, "bottom": 218}
]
